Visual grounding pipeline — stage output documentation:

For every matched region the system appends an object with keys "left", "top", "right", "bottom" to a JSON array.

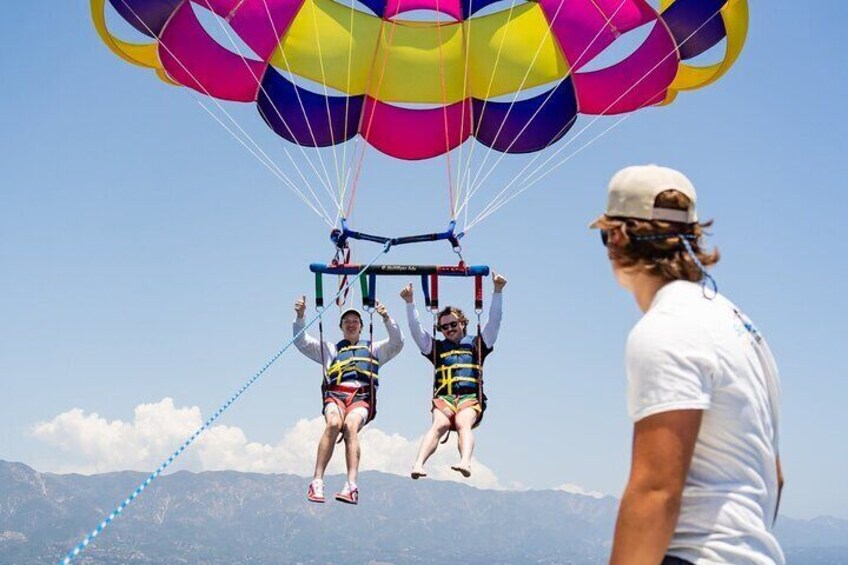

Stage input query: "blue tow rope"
[{"left": 59, "top": 243, "right": 391, "bottom": 564}]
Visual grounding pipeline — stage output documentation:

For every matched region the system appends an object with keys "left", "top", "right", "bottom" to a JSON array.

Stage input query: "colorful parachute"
[{"left": 93, "top": 0, "right": 747, "bottom": 160}]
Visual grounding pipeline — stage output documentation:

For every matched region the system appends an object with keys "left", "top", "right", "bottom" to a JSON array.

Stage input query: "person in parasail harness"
[
  {"left": 400, "top": 273, "right": 506, "bottom": 479},
  {"left": 293, "top": 298, "right": 404, "bottom": 505}
]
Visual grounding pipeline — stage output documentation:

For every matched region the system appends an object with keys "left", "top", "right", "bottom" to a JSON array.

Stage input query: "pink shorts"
[{"left": 323, "top": 385, "right": 372, "bottom": 425}]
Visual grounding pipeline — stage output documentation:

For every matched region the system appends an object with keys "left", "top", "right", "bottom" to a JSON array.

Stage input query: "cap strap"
[{"left": 652, "top": 207, "right": 692, "bottom": 223}]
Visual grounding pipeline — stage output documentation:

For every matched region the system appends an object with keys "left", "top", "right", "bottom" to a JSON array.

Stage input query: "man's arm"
[
  {"left": 481, "top": 273, "right": 506, "bottom": 347},
  {"left": 293, "top": 317, "right": 329, "bottom": 364},
  {"left": 371, "top": 302, "right": 404, "bottom": 363},
  {"left": 292, "top": 295, "right": 329, "bottom": 365},
  {"left": 609, "top": 409, "right": 702, "bottom": 565},
  {"left": 401, "top": 283, "right": 433, "bottom": 354}
]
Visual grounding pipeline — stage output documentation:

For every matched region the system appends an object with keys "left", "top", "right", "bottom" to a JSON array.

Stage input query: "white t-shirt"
[{"left": 626, "top": 280, "right": 784, "bottom": 565}]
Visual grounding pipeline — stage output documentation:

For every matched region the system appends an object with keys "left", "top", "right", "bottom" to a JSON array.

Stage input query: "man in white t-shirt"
[{"left": 591, "top": 165, "right": 785, "bottom": 565}]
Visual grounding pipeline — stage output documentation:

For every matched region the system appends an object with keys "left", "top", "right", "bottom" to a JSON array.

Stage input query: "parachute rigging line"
[
  {"left": 459, "top": 0, "right": 592, "bottom": 208},
  {"left": 194, "top": 98, "right": 333, "bottom": 223},
  {"left": 306, "top": 0, "right": 345, "bottom": 194},
  {"left": 195, "top": 0, "right": 343, "bottom": 212},
  {"left": 105, "top": 0, "right": 337, "bottom": 226},
  {"left": 339, "top": 0, "right": 361, "bottom": 218},
  {"left": 457, "top": 0, "right": 632, "bottom": 218},
  {"left": 58, "top": 244, "right": 392, "bottom": 565},
  {"left": 453, "top": 0, "right": 521, "bottom": 217},
  {"left": 433, "top": 0, "right": 457, "bottom": 218},
  {"left": 468, "top": 5, "right": 730, "bottom": 230},
  {"left": 465, "top": 1, "right": 732, "bottom": 232},
  {"left": 468, "top": 112, "right": 632, "bottom": 230},
  {"left": 344, "top": 13, "right": 403, "bottom": 220}
]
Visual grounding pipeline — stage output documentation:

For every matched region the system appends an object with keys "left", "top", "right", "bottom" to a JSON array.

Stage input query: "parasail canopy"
[{"left": 93, "top": 0, "right": 748, "bottom": 161}]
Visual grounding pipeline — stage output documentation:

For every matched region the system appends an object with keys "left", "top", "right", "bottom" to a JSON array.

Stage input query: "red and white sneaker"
[
  {"left": 335, "top": 482, "right": 359, "bottom": 505},
  {"left": 307, "top": 479, "right": 325, "bottom": 503}
]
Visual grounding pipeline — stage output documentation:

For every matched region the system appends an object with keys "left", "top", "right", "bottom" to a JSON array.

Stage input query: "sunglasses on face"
[
  {"left": 600, "top": 230, "right": 609, "bottom": 247},
  {"left": 439, "top": 321, "right": 461, "bottom": 331}
]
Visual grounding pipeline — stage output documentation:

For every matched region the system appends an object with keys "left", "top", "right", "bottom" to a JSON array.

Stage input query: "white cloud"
[
  {"left": 31, "top": 398, "right": 503, "bottom": 489},
  {"left": 554, "top": 483, "right": 606, "bottom": 498}
]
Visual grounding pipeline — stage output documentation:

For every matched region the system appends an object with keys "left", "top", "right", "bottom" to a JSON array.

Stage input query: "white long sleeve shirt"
[
  {"left": 292, "top": 315, "right": 404, "bottom": 387},
  {"left": 405, "top": 292, "right": 503, "bottom": 355}
]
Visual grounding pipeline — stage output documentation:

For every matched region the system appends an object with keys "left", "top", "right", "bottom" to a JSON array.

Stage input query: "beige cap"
[{"left": 594, "top": 164, "right": 698, "bottom": 225}]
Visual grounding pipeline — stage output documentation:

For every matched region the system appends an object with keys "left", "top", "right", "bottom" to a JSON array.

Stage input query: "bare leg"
[
  {"left": 450, "top": 407, "right": 478, "bottom": 478},
  {"left": 313, "top": 407, "right": 343, "bottom": 481},
  {"left": 411, "top": 409, "right": 452, "bottom": 479},
  {"left": 342, "top": 412, "right": 365, "bottom": 486}
]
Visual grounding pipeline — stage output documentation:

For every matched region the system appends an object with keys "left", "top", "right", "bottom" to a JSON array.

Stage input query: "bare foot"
[
  {"left": 411, "top": 466, "right": 427, "bottom": 480},
  {"left": 451, "top": 464, "right": 471, "bottom": 478}
]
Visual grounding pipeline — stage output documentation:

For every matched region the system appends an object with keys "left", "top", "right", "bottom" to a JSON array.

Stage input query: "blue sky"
[{"left": 1, "top": 1, "right": 846, "bottom": 522}]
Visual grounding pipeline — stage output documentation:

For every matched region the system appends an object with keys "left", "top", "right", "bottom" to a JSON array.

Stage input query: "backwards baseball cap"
[
  {"left": 339, "top": 308, "right": 362, "bottom": 324},
  {"left": 591, "top": 164, "right": 698, "bottom": 226}
]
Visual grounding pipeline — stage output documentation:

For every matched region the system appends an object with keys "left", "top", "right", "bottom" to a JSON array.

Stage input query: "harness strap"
[
  {"left": 475, "top": 281, "right": 485, "bottom": 425},
  {"left": 366, "top": 309, "right": 376, "bottom": 424},
  {"left": 434, "top": 377, "right": 481, "bottom": 396},
  {"left": 439, "top": 349, "right": 480, "bottom": 359}
]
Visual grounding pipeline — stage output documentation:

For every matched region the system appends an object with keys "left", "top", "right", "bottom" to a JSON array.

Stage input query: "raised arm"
[
  {"left": 371, "top": 302, "right": 405, "bottom": 363},
  {"left": 292, "top": 295, "right": 330, "bottom": 365},
  {"left": 401, "top": 283, "right": 433, "bottom": 355},
  {"left": 481, "top": 273, "right": 506, "bottom": 347}
]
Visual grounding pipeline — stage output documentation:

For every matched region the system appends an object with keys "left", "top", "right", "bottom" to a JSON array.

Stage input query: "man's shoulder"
[{"left": 627, "top": 304, "right": 709, "bottom": 360}]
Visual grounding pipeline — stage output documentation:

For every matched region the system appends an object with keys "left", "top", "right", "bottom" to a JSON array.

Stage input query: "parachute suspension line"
[
  {"left": 200, "top": 0, "right": 342, "bottom": 212},
  {"left": 112, "top": 0, "right": 335, "bottom": 227},
  {"left": 365, "top": 283, "right": 377, "bottom": 424},
  {"left": 339, "top": 0, "right": 360, "bottom": 222},
  {"left": 256, "top": 0, "right": 346, "bottom": 218},
  {"left": 587, "top": 0, "right": 618, "bottom": 29},
  {"left": 58, "top": 244, "right": 392, "bottom": 565},
  {"left": 466, "top": 113, "right": 628, "bottom": 231},
  {"left": 468, "top": 113, "right": 631, "bottom": 229},
  {"left": 474, "top": 4, "right": 728, "bottom": 224},
  {"left": 465, "top": 4, "right": 728, "bottom": 231},
  {"left": 338, "top": 14, "right": 390, "bottom": 221},
  {"left": 316, "top": 271, "right": 328, "bottom": 382},
  {"left": 454, "top": 0, "right": 520, "bottom": 215},
  {"left": 454, "top": 0, "right": 476, "bottom": 220},
  {"left": 434, "top": 0, "right": 457, "bottom": 219},
  {"left": 306, "top": 0, "right": 345, "bottom": 197},
  {"left": 344, "top": 13, "right": 403, "bottom": 219},
  {"left": 459, "top": 0, "right": 575, "bottom": 212},
  {"left": 474, "top": 274, "right": 485, "bottom": 425},
  {"left": 457, "top": 0, "right": 631, "bottom": 223},
  {"left": 195, "top": 100, "right": 331, "bottom": 223}
]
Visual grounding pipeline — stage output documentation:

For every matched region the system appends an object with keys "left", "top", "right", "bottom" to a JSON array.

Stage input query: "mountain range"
[{"left": 1, "top": 460, "right": 845, "bottom": 564}]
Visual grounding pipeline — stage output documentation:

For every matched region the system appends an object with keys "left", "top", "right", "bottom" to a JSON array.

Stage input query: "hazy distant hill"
[{"left": 1, "top": 460, "right": 845, "bottom": 564}]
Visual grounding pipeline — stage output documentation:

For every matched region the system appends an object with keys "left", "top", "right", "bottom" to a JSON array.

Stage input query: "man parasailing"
[
  {"left": 400, "top": 273, "right": 506, "bottom": 479},
  {"left": 293, "top": 298, "right": 404, "bottom": 505}
]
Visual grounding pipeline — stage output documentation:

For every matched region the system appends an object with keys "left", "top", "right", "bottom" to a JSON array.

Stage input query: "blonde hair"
[{"left": 597, "top": 190, "right": 719, "bottom": 282}]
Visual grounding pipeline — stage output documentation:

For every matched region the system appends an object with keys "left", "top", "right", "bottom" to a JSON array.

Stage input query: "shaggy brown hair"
[
  {"left": 438, "top": 306, "right": 468, "bottom": 329},
  {"left": 595, "top": 190, "right": 720, "bottom": 282}
]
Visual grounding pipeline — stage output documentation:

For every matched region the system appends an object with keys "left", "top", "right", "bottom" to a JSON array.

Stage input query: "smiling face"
[
  {"left": 438, "top": 313, "right": 466, "bottom": 343},
  {"left": 340, "top": 312, "right": 362, "bottom": 342}
]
